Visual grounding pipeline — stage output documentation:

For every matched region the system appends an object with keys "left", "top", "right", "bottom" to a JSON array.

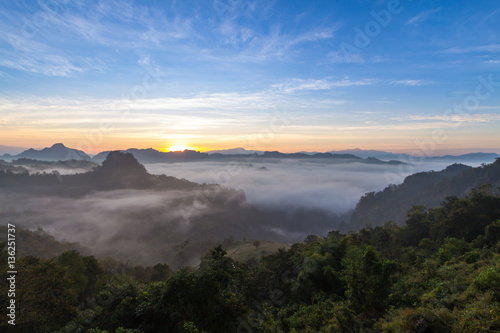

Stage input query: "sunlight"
[{"left": 165, "top": 144, "right": 195, "bottom": 152}]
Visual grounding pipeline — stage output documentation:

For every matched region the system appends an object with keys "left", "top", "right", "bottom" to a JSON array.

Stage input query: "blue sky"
[{"left": 0, "top": 0, "right": 499, "bottom": 154}]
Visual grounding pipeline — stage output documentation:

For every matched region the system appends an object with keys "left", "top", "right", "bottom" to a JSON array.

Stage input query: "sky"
[{"left": 0, "top": 0, "right": 499, "bottom": 154}]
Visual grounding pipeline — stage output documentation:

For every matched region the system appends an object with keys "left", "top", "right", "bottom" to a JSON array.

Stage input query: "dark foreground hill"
[{"left": 350, "top": 159, "right": 500, "bottom": 230}]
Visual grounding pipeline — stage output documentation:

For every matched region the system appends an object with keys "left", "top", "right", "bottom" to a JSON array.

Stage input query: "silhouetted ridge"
[
  {"left": 350, "top": 160, "right": 500, "bottom": 230},
  {"left": 99, "top": 151, "right": 148, "bottom": 176},
  {"left": 12, "top": 143, "right": 91, "bottom": 161},
  {"left": 90, "top": 151, "right": 154, "bottom": 189},
  {"left": 91, "top": 148, "right": 404, "bottom": 165},
  {"left": 0, "top": 150, "right": 202, "bottom": 193}
]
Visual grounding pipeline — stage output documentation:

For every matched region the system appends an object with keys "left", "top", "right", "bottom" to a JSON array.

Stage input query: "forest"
[{"left": 1, "top": 182, "right": 500, "bottom": 332}]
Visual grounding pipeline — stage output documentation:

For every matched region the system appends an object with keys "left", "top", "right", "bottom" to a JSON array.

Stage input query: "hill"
[
  {"left": 349, "top": 159, "right": 500, "bottom": 230},
  {"left": 329, "top": 148, "right": 499, "bottom": 163},
  {"left": 92, "top": 147, "right": 405, "bottom": 165},
  {"left": 8, "top": 143, "right": 91, "bottom": 161}
]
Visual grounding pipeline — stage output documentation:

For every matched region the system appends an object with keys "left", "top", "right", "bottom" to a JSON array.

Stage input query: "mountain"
[
  {"left": 205, "top": 147, "right": 500, "bottom": 163},
  {"left": 92, "top": 148, "right": 404, "bottom": 165},
  {"left": 329, "top": 148, "right": 412, "bottom": 161},
  {"left": 329, "top": 148, "right": 500, "bottom": 163},
  {"left": 92, "top": 148, "right": 209, "bottom": 163},
  {"left": 349, "top": 159, "right": 500, "bottom": 230},
  {"left": 428, "top": 152, "right": 500, "bottom": 163},
  {"left": 0, "top": 151, "right": 204, "bottom": 193},
  {"left": 206, "top": 147, "right": 264, "bottom": 155},
  {"left": 10, "top": 143, "right": 91, "bottom": 161}
]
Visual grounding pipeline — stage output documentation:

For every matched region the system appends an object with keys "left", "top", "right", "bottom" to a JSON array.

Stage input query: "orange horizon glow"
[
  {"left": 164, "top": 144, "right": 196, "bottom": 152},
  {"left": 2, "top": 138, "right": 500, "bottom": 157}
]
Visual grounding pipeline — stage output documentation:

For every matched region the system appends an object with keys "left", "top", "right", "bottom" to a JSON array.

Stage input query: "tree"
[
  {"left": 13, "top": 257, "right": 75, "bottom": 332},
  {"left": 342, "top": 246, "right": 395, "bottom": 315},
  {"left": 57, "top": 250, "right": 88, "bottom": 301},
  {"left": 150, "top": 263, "right": 173, "bottom": 282}
]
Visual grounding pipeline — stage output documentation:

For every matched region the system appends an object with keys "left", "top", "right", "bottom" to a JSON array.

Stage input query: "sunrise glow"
[{"left": 165, "top": 145, "right": 195, "bottom": 152}]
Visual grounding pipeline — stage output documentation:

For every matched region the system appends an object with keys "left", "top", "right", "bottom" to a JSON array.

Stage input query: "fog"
[
  {"left": 0, "top": 189, "right": 224, "bottom": 267},
  {"left": 144, "top": 159, "right": 464, "bottom": 215},
  {"left": 1, "top": 157, "right": 487, "bottom": 268}
]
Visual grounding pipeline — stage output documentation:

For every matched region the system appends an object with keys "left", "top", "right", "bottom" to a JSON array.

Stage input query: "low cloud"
[{"left": 144, "top": 159, "right": 460, "bottom": 215}]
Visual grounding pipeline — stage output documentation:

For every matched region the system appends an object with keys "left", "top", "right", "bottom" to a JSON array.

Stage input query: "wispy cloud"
[
  {"left": 444, "top": 44, "right": 500, "bottom": 54},
  {"left": 272, "top": 78, "right": 374, "bottom": 93},
  {"left": 394, "top": 114, "right": 500, "bottom": 123},
  {"left": 483, "top": 60, "right": 500, "bottom": 65},
  {"left": 239, "top": 26, "right": 336, "bottom": 61},
  {"left": 326, "top": 50, "right": 364, "bottom": 64},
  {"left": 389, "top": 80, "right": 433, "bottom": 86},
  {"left": 406, "top": 8, "right": 441, "bottom": 25},
  {"left": 0, "top": 54, "right": 84, "bottom": 77}
]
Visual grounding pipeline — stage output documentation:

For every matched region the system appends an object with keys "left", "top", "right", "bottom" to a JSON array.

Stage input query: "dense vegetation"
[
  {"left": 350, "top": 159, "right": 500, "bottom": 229},
  {"left": 1, "top": 186, "right": 500, "bottom": 332}
]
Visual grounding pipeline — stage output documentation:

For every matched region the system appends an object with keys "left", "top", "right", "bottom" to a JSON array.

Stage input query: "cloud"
[
  {"left": 143, "top": 159, "right": 482, "bottom": 218},
  {"left": 444, "top": 44, "right": 500, "bottom": 54},
  {"left": 326, "top": 50, "right": 364, "bottom": 64},
  {"left": 272, "top": 78, "right": 374, "bottom": 93},
  {"left": 484, "top": 60, "right": 500, "bottom": 65},
  {"left": 401, "top": 114, "right": 500, "bottom": 123},
  {"left": 0, "top": 54, "right": 84, "bottom": 77},
  {"left": 0, "top": 189, "right": 219, "bottom": 267},
  {"left": 389, "top": 79, "right": 433, "bottom": 86},
  {"left": 406, "top": 8, "right": 441, "bottom": 25}
]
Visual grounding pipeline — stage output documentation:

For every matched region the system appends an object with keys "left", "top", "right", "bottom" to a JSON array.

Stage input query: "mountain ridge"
[
  {"left": 3, "top": 143, "right": 499, "bottom": 165},
  {"left": 349, "top": 159, "right": 500, "bottom": 231},
  {"left": 3, "top": 143, "right": 91, "bottom": 161}
]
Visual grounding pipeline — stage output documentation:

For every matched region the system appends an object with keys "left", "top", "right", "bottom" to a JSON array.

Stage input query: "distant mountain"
[
  {"left": 349, "top": 159, "right": 500, "bottom": 230},
  {"left": 10, "top": 143, "right": 91, "bottom": 161},
  {"left": 329, "top": 148, "right": 412, "bottom": 161},
  {"left": 206, "top": 147, "right": 499, "bottom": 163},
  {"left": 10, "top": 158, "right": 97, "bottom": 173},
  {"left": 92, "top": 148, "right": 210, "bottom": 163},
  {"left": 0, "top": 151, "right": 211, "bottom": 194},
  {"left": 428, "top": 152, "right": 500, "bottom": 162},
  {"left": 206, "top": 147, "right": 264, "bottom": 155},
  {"left": 329, "top": 148, "right": 500, "bottom": 163},
  {"left": 92, "top": 148, "right": 404, "bottom": 165}
]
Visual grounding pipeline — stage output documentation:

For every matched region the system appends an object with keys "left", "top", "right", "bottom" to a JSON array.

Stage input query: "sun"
[{"left": 165, "top": 144, "right": 195, "bottom": 152}]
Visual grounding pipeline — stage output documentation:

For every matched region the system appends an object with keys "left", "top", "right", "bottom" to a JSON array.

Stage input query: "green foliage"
[
  {"left": 377, "top": 307, "right": 454, "bottom": 332},
  {"left": 0, "top": 257, "right": 76, "bottom": 332},
  {"left": 342, "top": 245, "right": 395, "bottom": 315},
  {"left": 288, "top": 299, "right": 361, "bottom": 332},
  {"left": 472, "top": 266, "right": 500, "bottom": 300},
  {"left": 437, "top": 238, "right": 470, "bottom": 263},
  {"left": 58, "top": 250, "right": 89, "bottom": 299},
  {"left": 150, "top": 263, "right": 173, "bottom": 282}
]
